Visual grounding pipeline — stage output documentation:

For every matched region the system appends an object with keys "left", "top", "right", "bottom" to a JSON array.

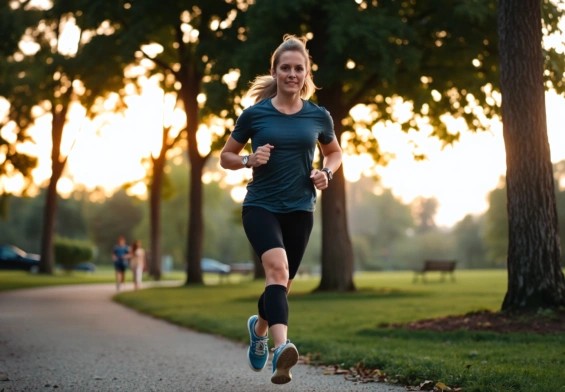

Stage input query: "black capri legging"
[{"left": 242, "top": 206, "right": 314, "bottom": 280}]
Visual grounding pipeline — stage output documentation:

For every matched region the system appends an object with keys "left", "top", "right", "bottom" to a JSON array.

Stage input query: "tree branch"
[
  {"left": 165, "top": 127, "right": 186, "bottom": 151},
  {"left": 345, "top": 73, "right": 380, "bottom": 108},
  {"left": 140, "top": 49, "right": 177, "bottom": 76}
]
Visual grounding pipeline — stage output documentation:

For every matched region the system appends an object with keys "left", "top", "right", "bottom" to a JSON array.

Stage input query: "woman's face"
[{"left": 272, "top": 50, "right": 307, "bottom": 97}]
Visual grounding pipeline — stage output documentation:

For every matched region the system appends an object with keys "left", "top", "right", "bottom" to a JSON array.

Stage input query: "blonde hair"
[{"left": 246, "top": 34, "right": 318, "bottom": 104}]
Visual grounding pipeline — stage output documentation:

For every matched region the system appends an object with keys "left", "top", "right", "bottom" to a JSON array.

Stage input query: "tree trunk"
[
  {"left": 185, "top": 155, "right": 205, "bottom": 284},
  {"left": 498, "top": 0, "right": 565, "bottom": 310},
  {"left": 180, "top": 79, "right": 206, "bottom": 285},
  {"left": 149, "top": 152, "right": 165, "bottom": 281},
  {"left": 39, "top": 108, "right": 67, "bottom": 274},
  {"left": 315, "top": 87, "right": 356, "bottom": 292}
]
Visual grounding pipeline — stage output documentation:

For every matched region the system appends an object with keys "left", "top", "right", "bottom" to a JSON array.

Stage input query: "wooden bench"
[
  {"left": 229, "top": 263, "right": 254, "bottom": 275},
  {"left": 413, "top": 260, "right": 457, "bottom": 283}
]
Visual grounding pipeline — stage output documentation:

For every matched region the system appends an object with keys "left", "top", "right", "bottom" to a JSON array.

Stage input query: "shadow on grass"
[
  {"left": 356, "top": 326, "right": 565, "bottom": 343},
  {"left": 234, "top": 287, "right": 429, "bottom": 303}
]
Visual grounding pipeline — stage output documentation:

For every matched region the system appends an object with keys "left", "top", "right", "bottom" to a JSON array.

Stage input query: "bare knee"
[
  {"left": 266, "top": 264, "right": 289, "bottom": 284},
  {"left": 262, "top": 248, "right": 289, "bottom": 285}
]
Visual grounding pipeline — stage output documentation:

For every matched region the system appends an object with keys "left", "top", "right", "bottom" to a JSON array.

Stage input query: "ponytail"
[{"left": 246, "top": 75, "right": 278, "bottom": 104}]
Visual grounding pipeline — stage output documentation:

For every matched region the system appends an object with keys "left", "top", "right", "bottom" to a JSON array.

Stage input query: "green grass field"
[
  {"left": 115, "top": 270, "right": 565, "bottom": 392},
  {"left": 0, "top": 267, "right": 187, "bottom": 291},
  {"left": 0, "top": 267, "right": 255, "bottom": 291}
]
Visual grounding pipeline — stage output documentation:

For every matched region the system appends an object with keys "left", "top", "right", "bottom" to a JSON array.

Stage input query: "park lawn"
[
  {"left": 115, "top": 270, "right": 565, "bottom": 392},
  {"left": 0, "top": 267, "right": 189, "bottom": 291}
]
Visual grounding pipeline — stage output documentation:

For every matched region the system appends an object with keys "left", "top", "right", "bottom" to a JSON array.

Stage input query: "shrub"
[{"left": 54, "top": 237, "right": 94, "bottom": 272}]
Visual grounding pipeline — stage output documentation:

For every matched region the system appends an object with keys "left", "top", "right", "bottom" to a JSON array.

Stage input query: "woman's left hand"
[{"left": 310, "top": 169, "right": 329, "bottom": 190}]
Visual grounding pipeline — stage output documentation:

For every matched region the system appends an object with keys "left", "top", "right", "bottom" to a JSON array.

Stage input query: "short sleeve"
[
  {"left": 231, "top": 108, "right": 253, "bottom": 144},
  {"left": 318, "top": 108, "right": 335, "bottom": 145}
]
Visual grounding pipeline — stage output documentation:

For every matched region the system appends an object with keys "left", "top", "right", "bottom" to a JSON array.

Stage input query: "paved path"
[{"left": 0, "top": 283, "right": 404, "bottom": 392}]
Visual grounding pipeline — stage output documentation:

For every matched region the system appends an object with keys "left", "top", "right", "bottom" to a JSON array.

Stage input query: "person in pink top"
[{"left": 129, "top": 240, "right": 146, "bottom": 291}]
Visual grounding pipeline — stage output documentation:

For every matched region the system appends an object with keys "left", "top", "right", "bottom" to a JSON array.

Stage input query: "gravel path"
[{"left": 0, "top": 283, "right": 404, "bottom": 392}]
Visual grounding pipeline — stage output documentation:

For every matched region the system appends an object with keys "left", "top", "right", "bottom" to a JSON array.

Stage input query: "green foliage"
[
  {"left": 239, "top": 0, "right": 564, "bottom": 159},
  {"left": 347, "top": 178, "right": 414, "bottom": 270},
  {"left": 412, "top": 196, "right": 440, "bottom": 233},
  {"left": 484, "top": 179, "right": 508, "bottom": 267},
  {"left": 485, "top": 163, "right": 565, "bottom": 267},
  {"left": 0, "top": 190, "right": 90, "bottom": 253},
  {"left": 392, "top": 230, "right": 457, "bottom": 270},
  {"left": 117, "top": 270, "right": 565, "bottom": 392},
  {"left": 88, "top": 190, "right": 143, "bottom": 262},
  {"left": 54, "top": 237, "right": 93, "bottom": 271},
  {"left": 453, "top": 214, "right": 486, "bottom": 269}
]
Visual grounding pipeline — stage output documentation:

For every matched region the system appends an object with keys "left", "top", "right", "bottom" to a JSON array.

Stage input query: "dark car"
[
  {"left": 201, "top": 258, "right": 231, "bottom": 275},
  {"left": 56, "top": 262, "right": 97, "bottom": 273},
  {"left": 0, "top": 245, "right": 40, "bottom": 273}
]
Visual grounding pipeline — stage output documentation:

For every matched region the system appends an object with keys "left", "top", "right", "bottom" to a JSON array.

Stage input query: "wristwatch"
[
  {"left": 242, "top": 155, "right": 251, "bottom": 168},
  {"left": 321, "top": 168, "right": 333, "bottom": 181}
]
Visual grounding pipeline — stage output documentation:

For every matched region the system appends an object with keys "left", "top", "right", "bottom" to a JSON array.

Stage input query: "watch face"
[{"left": 242, "top": 156, "right": 248, "bottom": 165}]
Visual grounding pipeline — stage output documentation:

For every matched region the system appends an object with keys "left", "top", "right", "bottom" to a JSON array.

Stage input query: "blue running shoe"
[
  {"left": 270, "top": 339, "right": 299, "bottom": 384},
  {"left": 247, "top": 315, "right": 269, "bottom": 372}
]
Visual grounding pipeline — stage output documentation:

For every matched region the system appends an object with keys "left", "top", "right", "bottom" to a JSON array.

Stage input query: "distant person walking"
[
  {"left": 220, "top": 35, "right": 342, "bottom": 385},
  {"left": 129, "top": 240, "right": 146, "bottom": 291},
  {"left": 112, "top": 236, "right": 130, "bottom": 292}
]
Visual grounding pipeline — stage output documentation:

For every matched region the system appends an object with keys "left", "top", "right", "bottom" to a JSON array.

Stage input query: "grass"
[
  {"left": 0, "top": 267, "right": 189, "bottom": 291},
  {"left": 115, "top": 270, "right": 565, "bottom": 392}
]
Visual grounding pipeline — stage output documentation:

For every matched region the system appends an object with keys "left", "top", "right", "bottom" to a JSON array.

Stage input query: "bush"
[{"left": 54, "top": 237, "right": 94, "bottom": 272}]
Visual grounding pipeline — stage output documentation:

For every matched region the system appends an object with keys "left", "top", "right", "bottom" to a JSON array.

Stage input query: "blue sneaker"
[
  {"left": 270, "top": 340, "right": 299, "bottom": 384},
  {"left": 247, "top": 315, "right": 269, "bottom": 372}
]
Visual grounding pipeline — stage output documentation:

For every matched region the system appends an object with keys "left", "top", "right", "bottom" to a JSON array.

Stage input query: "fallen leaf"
[{"left": 435, "top": 381, "right": 452, "bottom": 391}]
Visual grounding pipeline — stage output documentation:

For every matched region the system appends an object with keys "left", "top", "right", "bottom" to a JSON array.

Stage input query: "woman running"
[{"left": 220, "top": 34, "right": 342, "bottom": 385}]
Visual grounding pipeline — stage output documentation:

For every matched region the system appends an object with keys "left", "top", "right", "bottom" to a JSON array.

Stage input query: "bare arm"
[
  {"left": 220, "top": 136, "right": 273, "bottom": 170},
  {"left": 310, "top": 138, "right": 343, "bottom": 190},
  {"left": 319, "top": 138, "right": 343, "bottom": 174}
]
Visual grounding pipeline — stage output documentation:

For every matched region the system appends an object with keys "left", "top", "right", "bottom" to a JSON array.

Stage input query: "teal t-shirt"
[{"left": 231, "top": 98, "right": 335, "bottom": 213}]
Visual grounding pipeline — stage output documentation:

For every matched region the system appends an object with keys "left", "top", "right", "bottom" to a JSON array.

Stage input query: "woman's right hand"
[{"left": 250, "top": 144, "right": 274, "bottom": 167}]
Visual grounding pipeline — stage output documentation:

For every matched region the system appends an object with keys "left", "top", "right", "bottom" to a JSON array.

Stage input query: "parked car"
[
  {"left": 0, "top": 245, "right": 40, "bottom": 273},
  {"left": 56, "top": 262, "right": 97, "bottom": 273},
  {"left": 201, "top": 258, "right": 231, "bottom": 275}
]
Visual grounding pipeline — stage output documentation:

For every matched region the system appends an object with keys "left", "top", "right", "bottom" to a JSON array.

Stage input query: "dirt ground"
[{"left": 384, "top": 309, "right": 565, "bottom": 334}]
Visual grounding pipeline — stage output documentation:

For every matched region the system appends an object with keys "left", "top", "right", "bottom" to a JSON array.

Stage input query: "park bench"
[
  {"left": 413, "top": 259, "right": 457, "bottom": 283},
  {"left": 229, "top": 263, "right": 254, "bottom": 275}
]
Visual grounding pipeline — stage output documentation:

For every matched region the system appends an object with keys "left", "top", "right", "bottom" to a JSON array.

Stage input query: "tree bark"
[
  {"left": 498, "top": 0, "right": 565, "bottom": 310},
  {"left": 39, "top": 107, "right": 67, "bottom": 274},
  {"left": 180, "top": 77, "right": 206, "bottom": 285},
  {"left": 149, "top": 150, "right": 165, "bottom": 281},
  {"left": 315, "top": 87, "right": 356, "bottom": 292}
]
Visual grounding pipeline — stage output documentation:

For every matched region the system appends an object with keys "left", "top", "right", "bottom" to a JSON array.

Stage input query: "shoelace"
[
  {"left": 252, "top": 339, "right": 268, "bottom": 356},
  {"left": 270, "top": 339, "right": 291, "bottom": 355}
]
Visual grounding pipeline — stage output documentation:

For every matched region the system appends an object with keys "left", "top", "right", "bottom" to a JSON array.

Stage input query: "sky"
[{"left": 1, "top": 1, "right": 565, "bottom": 227}]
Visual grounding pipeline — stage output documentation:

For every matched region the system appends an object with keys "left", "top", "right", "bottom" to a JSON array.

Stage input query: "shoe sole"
[
  {"left": 247, "top": 316, "right": 267, "bottom": 372},
  {"left": 271, "top": 343, "right": 299, "bottom": 385}
]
